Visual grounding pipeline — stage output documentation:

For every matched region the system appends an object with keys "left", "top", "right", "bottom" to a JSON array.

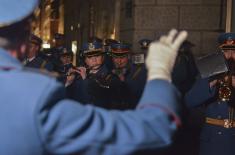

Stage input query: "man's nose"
[
  {"left": 117, "top": 58, "right": 122, "bottom": 63},
  {"left": 91, "top": 57, "right": 97, "bottom": 62}
]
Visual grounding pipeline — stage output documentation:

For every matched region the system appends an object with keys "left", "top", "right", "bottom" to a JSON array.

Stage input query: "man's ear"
[
  {"left": 20, "top": 44, "right": 27, "bottom": 55},
  {"left": 7, "top": 43, "right": 25, "bottom": 59},
  {"left": 16, "top": 43, "right": 28, "bottom": 61},
  {"left": 20, "top": 44, "right": 27, "bottom": 53}
]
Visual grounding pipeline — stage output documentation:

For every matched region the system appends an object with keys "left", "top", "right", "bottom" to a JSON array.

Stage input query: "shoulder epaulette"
[
  {"left": 105, "top": 74, "right": 112, "bottom": 81},
  {"left": 40, "top": 60, "right": 48, "bottom": 69},
  {"left": 132, "top": 66, "right": 142, "bottom": 80}
]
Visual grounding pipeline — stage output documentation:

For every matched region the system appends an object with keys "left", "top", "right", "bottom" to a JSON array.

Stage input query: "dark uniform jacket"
[
  {"left": 113, "top": 63, "right": 147, "bottom": 109},
  {"left": 67, "top": 65, "right": 124, "bottom": 109},
  {"left": 25, "top": 56, "right": 54, "bottom": 71},
  {"left": 185, "top": 78, "right": 235, "bottom": 155}
]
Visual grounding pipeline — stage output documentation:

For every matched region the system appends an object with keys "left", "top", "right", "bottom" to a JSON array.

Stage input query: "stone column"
[
  {"left": 232, "top": 0, "right": 235, "bottom": 32},
  {"left": 226, "top": 0, "right": 233, "bottom": 32},
  {"left": 114, "top": 0, "right": 121, "bottom": 40}
]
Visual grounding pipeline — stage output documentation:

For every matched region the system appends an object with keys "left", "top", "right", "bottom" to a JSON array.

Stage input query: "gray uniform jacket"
[{"left": 0, "top": 48, "right": 181, "bottom": 155}]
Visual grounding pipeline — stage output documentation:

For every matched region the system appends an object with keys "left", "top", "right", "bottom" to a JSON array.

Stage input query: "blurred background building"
[
  {"left": 32, "top": 0, "right": 235, "bottom": 57},
  {"left": 32, "top": 0, "right": 64, "bottom": 48}
]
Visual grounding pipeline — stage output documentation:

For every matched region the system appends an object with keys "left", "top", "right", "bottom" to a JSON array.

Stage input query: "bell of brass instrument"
[{"left": 217, "top": 74, "right": 232, "bottom": 102}]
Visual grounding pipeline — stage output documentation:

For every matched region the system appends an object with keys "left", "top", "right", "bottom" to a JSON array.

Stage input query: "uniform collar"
[
  {"left": 0, "top": 48, "right": 23, "bottom": 70},
  {"left": 96, "top": 64, "right": 108, "bottom": 75}
]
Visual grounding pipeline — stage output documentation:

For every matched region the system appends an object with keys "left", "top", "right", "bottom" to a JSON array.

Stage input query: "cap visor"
[
  {"left": 111, "top": 53, "right": 129, "bottom": 58},
  {"left": 84, "top": 51, "right": 104, "bottom": 57}
]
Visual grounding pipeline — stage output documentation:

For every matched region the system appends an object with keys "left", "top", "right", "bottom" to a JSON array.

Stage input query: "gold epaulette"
[
  {"left": 105, "top": 74, "right": 112, "bottom": 81},
  {"left": 131, "top": 66, "right": 142, "bottom": 80}
]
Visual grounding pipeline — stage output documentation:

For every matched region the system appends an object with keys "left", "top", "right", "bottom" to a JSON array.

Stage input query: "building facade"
[
  {"left": 120, "top": 0, "right": 227, "bottom": 56},
  {"left": 32, "top": 0, "right": 64, "bottom": 48},
  {"left": 33, "top": 0, "right": 235, "bottom": 57}
]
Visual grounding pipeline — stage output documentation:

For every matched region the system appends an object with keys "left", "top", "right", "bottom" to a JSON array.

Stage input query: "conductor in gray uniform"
[{"left": 0, "top": 0, "right": 188, "bottom": 154}]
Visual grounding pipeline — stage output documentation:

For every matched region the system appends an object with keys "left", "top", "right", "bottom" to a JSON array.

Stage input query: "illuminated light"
[
  {"left": 42, "top": 43, "right": 51, "bottom": 49},
  {"left": 72, "top": 41, "right": 77, "bottom": 54},
  {"left": 71, "top": 26, "right": 74, "bottom": 31},
  {"left": 71, "top": 41, "right": 77, "bottom": 66},
  {"left": 110, "top": 28, "right": 116, "bottom": 39}
]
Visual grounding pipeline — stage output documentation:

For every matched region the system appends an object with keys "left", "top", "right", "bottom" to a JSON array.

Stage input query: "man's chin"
[
  {"left": 115, "top": 65, "right": 125, "bottom": 69},
  {"left": 91, "top": 65, "right": 101, "bottom": 70}
]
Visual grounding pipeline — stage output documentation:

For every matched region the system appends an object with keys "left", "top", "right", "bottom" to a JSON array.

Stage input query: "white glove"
[{"left": 146, "top": 29, "right": 188, "bottom": 82}]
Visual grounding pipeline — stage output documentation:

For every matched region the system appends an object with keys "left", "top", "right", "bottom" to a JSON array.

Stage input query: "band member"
[
  {"left": 110, "top": 42, "right": 147, "bottom": 109},
  {"left": 66, "top": 40, "right": 124, "bottom": 109},
  {"left": 24, "top": 34, "right": 53, "bottom": 71},
  {"left": 185, "top": 33, "right": 235, "bottom": 155}
]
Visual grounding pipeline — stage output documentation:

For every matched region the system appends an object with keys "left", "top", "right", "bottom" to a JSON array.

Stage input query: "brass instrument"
[{"left": 217, "top": 74, "right": 232, "bottom": 102}]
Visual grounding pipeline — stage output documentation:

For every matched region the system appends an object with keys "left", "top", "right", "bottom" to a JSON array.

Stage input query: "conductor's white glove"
[{"left": 146, "top": 29, "right": 188, "bottom": 82}]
